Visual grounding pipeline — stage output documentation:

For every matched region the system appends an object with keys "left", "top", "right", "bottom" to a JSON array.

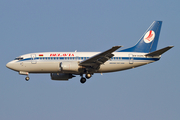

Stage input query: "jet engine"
[
  {"left": 50, "top": 73, "right": 75, "bottom": 80},
  {"left": 60, "top": 61, "right": 83, "bottom": 73}
]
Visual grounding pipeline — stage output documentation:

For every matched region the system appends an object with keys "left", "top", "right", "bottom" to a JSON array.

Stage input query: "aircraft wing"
[{"left": 79, "top": 46, "right": 122, "bottom": 68}]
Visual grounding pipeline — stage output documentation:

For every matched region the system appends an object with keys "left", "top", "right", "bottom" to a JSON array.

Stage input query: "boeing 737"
[{"left": 6, "top": 21, "right": 173, "bottom": 83}]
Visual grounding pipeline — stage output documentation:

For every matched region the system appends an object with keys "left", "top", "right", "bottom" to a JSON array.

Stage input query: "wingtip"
[{"left": 113, "top": 45, "right": 123, "bottom": 48}]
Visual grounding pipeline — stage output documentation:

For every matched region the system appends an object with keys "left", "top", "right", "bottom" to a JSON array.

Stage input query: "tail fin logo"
[{"left": 144, "top": 30, "right": 155, "bottom": 43}]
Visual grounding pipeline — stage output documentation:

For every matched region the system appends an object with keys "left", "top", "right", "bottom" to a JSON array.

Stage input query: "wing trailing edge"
[{"left": 79, "top": 46, "right": 122, "bottom": 67}]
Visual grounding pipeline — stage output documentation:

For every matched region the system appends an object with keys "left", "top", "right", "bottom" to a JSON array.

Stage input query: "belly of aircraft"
[
  {"left": 97, "top": 61, "right": 148, "bottom": 73},
  {"left": 18, "top": 60, "right": 150, "bottom": 74}
]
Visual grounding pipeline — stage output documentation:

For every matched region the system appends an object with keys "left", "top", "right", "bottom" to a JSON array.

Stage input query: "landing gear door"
[
  {"left": 31, "top": 54, "right": 37, "bottom": 64},
  {"left": 129, "top": 54, "right": 134, "bottom": 64}
]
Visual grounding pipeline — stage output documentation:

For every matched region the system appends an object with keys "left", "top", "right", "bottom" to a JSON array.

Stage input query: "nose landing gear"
[
  {"left": 25, "top": 76, "right": 30, "bottom": 81},
  {"left": 19, "top": 71, "right": 30, "bottom": 81}
]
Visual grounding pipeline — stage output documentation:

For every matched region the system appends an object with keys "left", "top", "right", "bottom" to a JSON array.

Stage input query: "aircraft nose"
[
  {"left": 6, "top": 61, "right": 17, "bottom": 71},
  {"left": 6, "top": 62, "right": 12, "bottom": 69}
]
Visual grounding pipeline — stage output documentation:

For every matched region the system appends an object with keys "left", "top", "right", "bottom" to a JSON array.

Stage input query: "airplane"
[{"left": 6, "top": 21, "right": 174, "bottom": 84}]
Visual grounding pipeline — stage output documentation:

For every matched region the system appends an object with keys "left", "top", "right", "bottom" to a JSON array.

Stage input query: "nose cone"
[
  {"left": 6, "top": 62, "right": 13, "bottom": 69},
  {"left": 6, "top": 61, "right": 18, "bottom": 71}
]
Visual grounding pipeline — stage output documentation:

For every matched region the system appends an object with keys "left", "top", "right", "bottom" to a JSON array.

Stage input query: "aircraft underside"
[{"left": 14, "top": 60, "right": 152, "bottom": 83}]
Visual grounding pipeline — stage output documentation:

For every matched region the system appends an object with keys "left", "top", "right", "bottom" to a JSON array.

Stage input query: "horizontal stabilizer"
[{"left": 145, "top": 46, "right": 174, "bottom": 56}]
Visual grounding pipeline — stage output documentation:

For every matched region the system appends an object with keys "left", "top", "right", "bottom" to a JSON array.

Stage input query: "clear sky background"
[{"left": 0, "top": 0, "right": 179, "bottom": 120}]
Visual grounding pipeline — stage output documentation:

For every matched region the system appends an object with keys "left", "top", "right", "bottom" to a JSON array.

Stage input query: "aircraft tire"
[
  {"left": 80, "top": 77, "right": 86, "bottom": 84},
  {"left": 25, "top": 77, "right": 30, "bottom": 81},
  {"left": 85, "top": 74, "right": 92, "bottom": 79}
]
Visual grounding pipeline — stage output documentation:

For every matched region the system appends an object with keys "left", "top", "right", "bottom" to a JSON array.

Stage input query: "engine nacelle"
[
  {"left": 51, "top": 73, "right": 75, "bottom": 80},
  {"left": 60, "top": 61, "right": 82, "bottom": 73}
]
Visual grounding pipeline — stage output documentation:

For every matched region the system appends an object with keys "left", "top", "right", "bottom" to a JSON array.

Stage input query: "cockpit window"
[{"left": 14, "top": 57, "right": 23, "bottom": 60}]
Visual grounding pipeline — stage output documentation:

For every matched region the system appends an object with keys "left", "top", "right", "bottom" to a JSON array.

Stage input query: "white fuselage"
[
  {"left": 6, "top": 51, "right": 160, "bottom": 74},
  {"left": 6, "top": 21, "right": 172, "bottom": 83}
]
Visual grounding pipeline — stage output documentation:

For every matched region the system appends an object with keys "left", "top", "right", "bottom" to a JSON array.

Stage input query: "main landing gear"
[
  {"left": 80, "top": 73, "right": 92, "bottom": 84},
  {"left": 80, "top": 77, "right": 86, "bottom": 84}
]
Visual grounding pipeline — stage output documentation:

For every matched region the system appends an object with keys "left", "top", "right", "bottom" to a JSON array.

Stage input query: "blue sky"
[{"left": 0, "top": 0, "right": 179, "bottom": 120}]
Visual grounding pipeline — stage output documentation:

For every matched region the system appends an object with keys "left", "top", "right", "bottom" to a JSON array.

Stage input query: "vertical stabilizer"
[{"left": 119, "top": 21, "right": 162, "bottom": 53}]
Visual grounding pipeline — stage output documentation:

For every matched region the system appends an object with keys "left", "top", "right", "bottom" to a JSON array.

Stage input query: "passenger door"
[
  {"left": 31, "top": 54, "right": 37, "bottom": 64},
  {"left": 129, "top": 54, "right": 133, "bottom": 64}
]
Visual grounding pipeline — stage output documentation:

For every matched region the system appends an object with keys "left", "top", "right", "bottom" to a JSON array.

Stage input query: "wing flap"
[{"left": 79, "top": 46, "right": 122, "bottom": 67}]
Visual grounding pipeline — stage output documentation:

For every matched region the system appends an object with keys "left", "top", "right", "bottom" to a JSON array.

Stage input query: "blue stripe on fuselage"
[{"left": 17, "top": 57, "right": 160, "bottom": 62}]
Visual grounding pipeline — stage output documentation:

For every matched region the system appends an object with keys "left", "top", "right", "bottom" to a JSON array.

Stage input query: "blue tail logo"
[
  {"left": 144, "top": 30, "right": 155, "bottom": 43},
  {"left": 119, "top": 21, "right": 162, "bottom": 53}
]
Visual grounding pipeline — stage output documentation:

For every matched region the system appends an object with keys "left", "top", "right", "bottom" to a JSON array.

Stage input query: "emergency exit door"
[{"left": 129, "top": 54, "right": 134, "bottom": 64}]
